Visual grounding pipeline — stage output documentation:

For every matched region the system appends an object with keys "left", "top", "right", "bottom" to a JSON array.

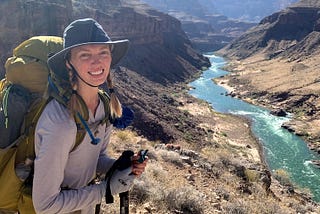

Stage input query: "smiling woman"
[
  {"left": 67, "top": 44, "right": 112, "bottom": 88},
  {"left": 29, "top": 18, "right": 148, "bottom": 214},
  {"left": 66, "top": 44, "right": 113, "bottom": 115}
]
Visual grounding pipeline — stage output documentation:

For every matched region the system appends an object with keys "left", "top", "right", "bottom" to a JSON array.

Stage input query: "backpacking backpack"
[
  {"left": 0, "top": 36, "right": 64, "bottom": 148},
  {"left": 0, "top": 36, "right": 64, "bottom": 213},
  {"left": 0, "top": 36, "right": 131, "bottom": 213}
]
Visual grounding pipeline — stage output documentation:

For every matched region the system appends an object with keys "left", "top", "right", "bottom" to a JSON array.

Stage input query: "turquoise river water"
[{"left": 189, "top": 54, "right": 320, "bottom": 201}]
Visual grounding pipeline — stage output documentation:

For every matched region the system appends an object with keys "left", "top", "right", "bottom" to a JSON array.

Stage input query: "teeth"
[{"left": 89, "top": 70, "right": 103, "bottom": 75}]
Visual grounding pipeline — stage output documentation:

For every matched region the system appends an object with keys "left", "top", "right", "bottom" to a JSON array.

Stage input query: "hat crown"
[{"left": 63, "top": 18, "right": 111, "bottom": 48}]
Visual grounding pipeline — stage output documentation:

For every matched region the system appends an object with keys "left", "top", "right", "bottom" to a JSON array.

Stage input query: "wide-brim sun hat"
[{"left": 48, "top": 18, "right": 129, "bottom": 80}]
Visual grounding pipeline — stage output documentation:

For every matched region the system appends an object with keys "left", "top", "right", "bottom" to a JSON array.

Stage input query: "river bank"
[
  {"left": 189, "top": 54, "right": 320, "bottom": 203},
  {"left": 178, "top": 94, "right": 264, "bottom": 164},
  {"left": 214, "top": 80, "right": 268, "bottom": 165},
  {"left": 105, "top": 91, "right": 320, "bottom": 213},
  {"left": 102, "top": 55, "right": 320, "bottom": 212},
  {"left": 215, "top": 54, "right": 320, "bottom": 159}
]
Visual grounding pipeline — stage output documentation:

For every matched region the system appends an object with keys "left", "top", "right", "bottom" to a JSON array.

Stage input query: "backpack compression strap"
[
  {"left": 2, "top": 84, "right": 12, "bottom": 128},
  {"left": 16, "top": 97, "right": 52, "bottom": 164}
]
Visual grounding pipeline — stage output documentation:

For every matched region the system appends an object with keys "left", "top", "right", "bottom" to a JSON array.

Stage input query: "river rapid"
[{"left": 189, "top": 54, "right": 320, "bottom": 201}]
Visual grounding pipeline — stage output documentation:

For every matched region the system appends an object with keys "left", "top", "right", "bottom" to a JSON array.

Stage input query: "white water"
[{"left": 189, "top": 54, "right": 320, "bottom": 201}]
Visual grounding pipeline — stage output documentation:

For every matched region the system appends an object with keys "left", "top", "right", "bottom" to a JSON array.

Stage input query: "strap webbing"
[{"left": 3, "top": 84, "right": 12, "bottom": 128}]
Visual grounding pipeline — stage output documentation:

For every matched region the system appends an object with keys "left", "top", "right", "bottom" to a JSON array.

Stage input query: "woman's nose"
[
  {"left": 92, "top": 54, "right": 101, "bottom": 62},
  {"left": 91, "top": 54, "right": 102, "bottom": 64}
]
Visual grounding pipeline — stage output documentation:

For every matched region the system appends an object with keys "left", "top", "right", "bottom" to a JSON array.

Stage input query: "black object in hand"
[{"left": 137, "top": 150, "right": 148, "bottom": 163}]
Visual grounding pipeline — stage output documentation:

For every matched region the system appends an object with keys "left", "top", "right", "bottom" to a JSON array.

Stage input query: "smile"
[{"left": 89, "top": 69, "right": 104, "bottom": 76}]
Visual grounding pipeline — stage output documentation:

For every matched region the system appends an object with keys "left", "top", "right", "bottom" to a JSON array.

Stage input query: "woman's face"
[{"left": 68, "top": 44, "right": 112, "bottom": 87}]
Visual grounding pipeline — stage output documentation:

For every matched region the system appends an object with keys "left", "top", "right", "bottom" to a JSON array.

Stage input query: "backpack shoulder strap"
[
  {"left": 71, "top": 90, "right": 111, "bottom": 152},
  {"left": 47, "top": 78, "right": 112, "bottom": 152},
  {"left": 98, "top": 90, "right": 111, "bottom": 126}
]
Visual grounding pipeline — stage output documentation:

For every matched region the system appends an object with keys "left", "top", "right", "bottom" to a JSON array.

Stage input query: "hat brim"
[{"left": 48, "top": 39, "right": 129, "bottom": 79}]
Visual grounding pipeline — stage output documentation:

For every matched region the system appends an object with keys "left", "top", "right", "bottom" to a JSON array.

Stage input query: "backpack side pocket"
[{"left": 0, "top": 147, "right": 23, "bottom": 211}]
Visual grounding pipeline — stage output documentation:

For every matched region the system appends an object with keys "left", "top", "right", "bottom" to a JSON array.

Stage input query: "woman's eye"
[
  {"left": 100, "top": 51, "right": 111, "bottom": 57},
  {"left": 80, "top": 53, "right": 90, "bottom": 59}
]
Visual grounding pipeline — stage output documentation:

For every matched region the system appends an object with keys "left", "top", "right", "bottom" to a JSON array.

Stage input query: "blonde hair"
[
  {"left": 68, "top": 69, "right": 83, "bottom": 116},
  {"left": 106, "top": 72, "right": 122, "bottom": 118}
]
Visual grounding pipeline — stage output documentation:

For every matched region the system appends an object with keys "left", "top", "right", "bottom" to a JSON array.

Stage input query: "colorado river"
[{"left": 189, "top": 54, "right": 320, "bottom": 201}]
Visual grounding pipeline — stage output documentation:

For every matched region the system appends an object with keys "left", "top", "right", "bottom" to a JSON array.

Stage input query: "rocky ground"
[
  {"left": 216, "top": 53, "right": 320, "bottom": 167},
  {"left": 101, "top": 84, "right": 320, "bottom": 213}
]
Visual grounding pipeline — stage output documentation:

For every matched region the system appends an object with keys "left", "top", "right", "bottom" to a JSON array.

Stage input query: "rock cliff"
[
  {"left": 140, "top": 0, "right": 256, "bottom": 52},
  {"left": 0, "top": 0, "right": 72, "bottom": 72},
  {"left": 0, "top": 0, "right": 210, "bottom": 143},
  {"left": 140, "top": 0, "right": 298, "bottom": 51},
  {"left": 216, "top": 0, "right": 320, "bottom": 153},
  {"left": 218, "top": 2, "right": 320, "bottom": 59}
]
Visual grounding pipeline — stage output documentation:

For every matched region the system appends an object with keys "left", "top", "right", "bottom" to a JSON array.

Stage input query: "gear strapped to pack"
[{"left": 0, "top": 36, "right": 135, "bottom": 213}]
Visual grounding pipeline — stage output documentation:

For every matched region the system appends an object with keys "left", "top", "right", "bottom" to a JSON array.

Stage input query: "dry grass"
[
  {"left": 273, "top": 169, "right": 292, "bottom": 186},
  {"left": 100, "top": 128, "right": 320, "bottom": 214},
  {"left": 218, "top": 54, "right": 320, "bottom": 142},
  {"left": 114, "top": 130, "right": 137, "bottom": 142},
  {"left": 244, "top": 169, "right": 260, "bottom": 182},
  {"left": 100, "top": 92, "right": 320, "bottom": 213}
]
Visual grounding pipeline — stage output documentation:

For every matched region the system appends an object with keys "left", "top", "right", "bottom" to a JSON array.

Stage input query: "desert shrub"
[
  {"left": 201, "top": 147, "right": 219, "bottom": 161},
  {"left": 115, "top": 130, "right": 135, "bottom": 142},
  {"left": 130, "top": 179, "right": 151, "bottom": 204},
  {"left": 244, "top": 169, "right": 260, "bottom": 182},
  {"left": 165, "top": 187, "right": 204, "bottom": 214},
  {"left": 220, "top": 154, "right": 233, "bottom": 167},
  {"left": 148, "top": 164, "right": 168, "bottom": 181},
  {"left": 294, "top": 205, "right": 314, "bottom": 214},
  {"left": 159, "top": 150, "right": 184, "bottom": 168},
  {"left": 130, "top": 167, "right": 167, "bottom": 206},
  {"left": 220, "top": 131, "right": 228, "bottom": 137},
  {"left": 249, "top": 200, "right": 284, "bottom": 214},
  {"left": 273, "top": 169, "right": 292, "bottom": 186},
  {"left": 224, "top": 199, "right": 247, "bottom": 214},
  {"left": 215, "top": 187, "right": 230, "bottom": 201}
]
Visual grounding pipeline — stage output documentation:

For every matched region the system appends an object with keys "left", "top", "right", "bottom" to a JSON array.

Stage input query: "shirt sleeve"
[{"left": 32, "top": 101, "right": 106, "bottom": 213}]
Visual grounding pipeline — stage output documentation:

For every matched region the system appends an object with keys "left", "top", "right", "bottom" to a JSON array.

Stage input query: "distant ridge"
[
  {"left": 215, "top": 0, "right": 320, "bottom": 156},
  {"left": 141, "top": 0, "right": 256, "bottom": 51},
  {"left": 291, "top": 0, "right": 320, "bottom": 7},
  {"left": 217, "top": 0, "right": 320, "bottom": 60}
]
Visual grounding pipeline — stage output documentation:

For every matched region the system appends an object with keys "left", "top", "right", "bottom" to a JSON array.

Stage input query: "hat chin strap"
[{"left": 67, "top": 60, "right": 100, "bottom": 88}]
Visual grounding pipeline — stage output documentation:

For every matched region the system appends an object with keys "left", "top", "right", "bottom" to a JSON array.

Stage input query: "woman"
[{"left": 32, "top": 18, "right": 147, "bottom": 213}]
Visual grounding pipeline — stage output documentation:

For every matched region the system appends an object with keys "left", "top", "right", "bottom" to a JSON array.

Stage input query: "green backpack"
[{"left": 0, "top": 36, "right": 112, "bottom": 213}]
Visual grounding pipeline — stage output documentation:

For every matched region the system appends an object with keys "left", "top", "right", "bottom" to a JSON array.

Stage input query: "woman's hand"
[{"left": 131, "top": 151, "right": 148, "bottom": 176}]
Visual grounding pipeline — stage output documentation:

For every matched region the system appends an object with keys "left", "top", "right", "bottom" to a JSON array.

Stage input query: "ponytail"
[
  {"left": 107, "top": 72, "right": 122, "bottom": 118},
  {"left": 67, "top": 68, "right": 83, "bottom": 116}
]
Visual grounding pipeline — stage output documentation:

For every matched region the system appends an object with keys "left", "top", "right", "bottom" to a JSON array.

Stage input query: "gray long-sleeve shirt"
[{"left": 33, "top": 98, "right": 115, "bottom": 214}]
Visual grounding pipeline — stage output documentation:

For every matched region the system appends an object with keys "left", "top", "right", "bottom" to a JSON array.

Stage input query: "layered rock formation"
[
  {"left": 0, "top": 1, "right": 72, "bottom": 73},
  {"left": 140, "top": 0, "right": 256, "bottom": 52},
  {"left": 140, "top": 0, "right": 298, "bottom": 51},
  {"left": 216, "top": 0, "right": 320, "bottom": 152},
  {"left": 0, "top": 0, "right": 210, "bottom": 143},
  {"left": 218, "top": 1, "right": 320, "bottom": 59}
]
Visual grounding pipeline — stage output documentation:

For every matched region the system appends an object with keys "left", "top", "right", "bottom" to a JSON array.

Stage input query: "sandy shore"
[{"left": 178, "top": 92, "right": 264, "bottom": 165}]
